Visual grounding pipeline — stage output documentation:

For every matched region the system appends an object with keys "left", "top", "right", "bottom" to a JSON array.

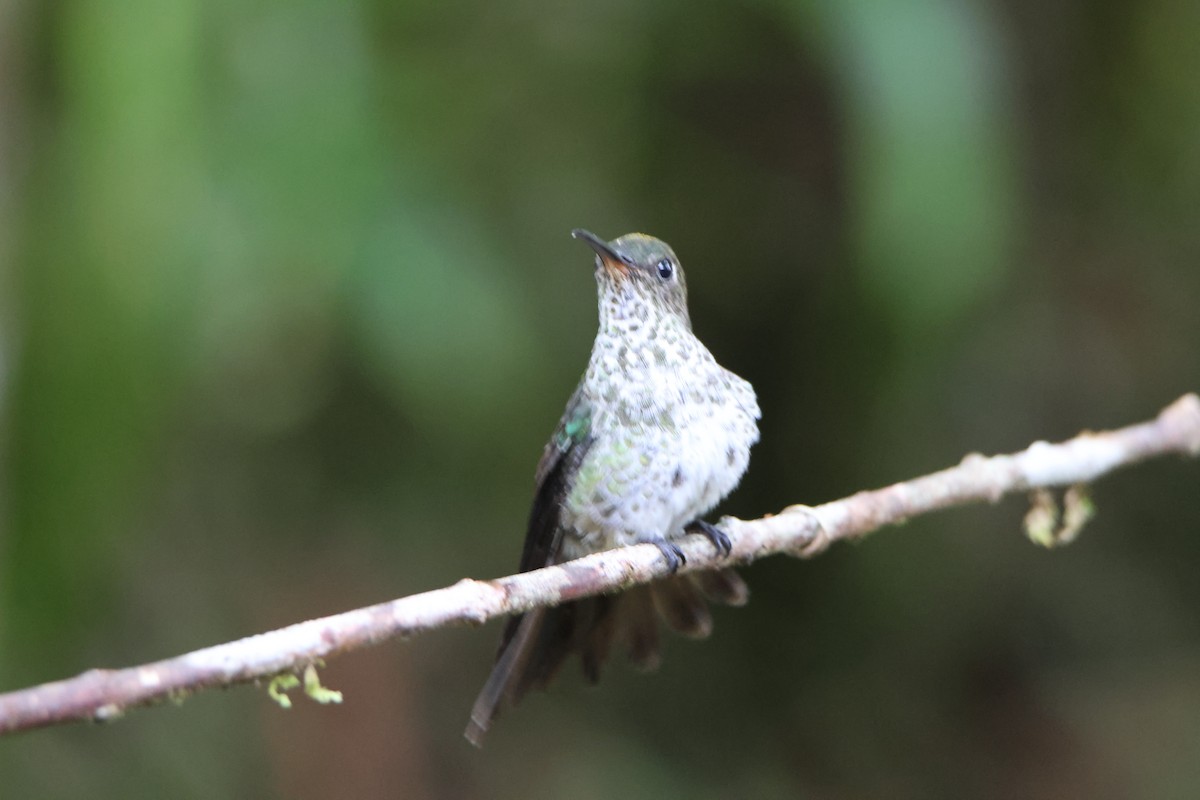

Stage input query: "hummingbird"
[{"left": 465, "top": 229, "right": 760, "bottom": 746}]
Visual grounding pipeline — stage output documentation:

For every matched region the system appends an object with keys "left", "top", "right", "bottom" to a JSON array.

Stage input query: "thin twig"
[{"left": 1, "top": 394, "right": 1197, "bottom": 736}]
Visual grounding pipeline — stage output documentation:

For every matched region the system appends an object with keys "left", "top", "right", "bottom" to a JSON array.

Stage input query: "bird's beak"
[{"left": 571, "top": 229, "right": 629, "bottom": 279}]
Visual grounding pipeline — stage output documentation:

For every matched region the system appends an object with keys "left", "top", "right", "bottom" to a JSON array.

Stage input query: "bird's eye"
[{"left": 656, "top": 259, "right": 674, "bottom": 280}]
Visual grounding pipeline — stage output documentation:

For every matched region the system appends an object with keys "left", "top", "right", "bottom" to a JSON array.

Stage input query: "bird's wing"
[
  {"left": 516, "top": 385, "right": 593, "bottom": 574},
  {"left": 465, "top": 388, "right": 593, "bottom": 746}
]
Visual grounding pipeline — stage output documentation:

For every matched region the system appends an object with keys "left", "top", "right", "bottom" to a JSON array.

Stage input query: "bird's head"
[{"left": 571, "top": 229, "right": 691, "bottom": 328}]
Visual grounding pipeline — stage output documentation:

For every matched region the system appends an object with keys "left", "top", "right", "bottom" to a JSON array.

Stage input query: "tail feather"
[
  {"left": 465, "top": 567, "right": 749, "bottom": 746},
  {"left": 579, "top": 595, "right": 616, "bottom": 683},
  {"left": 652, "top": 576, "right": 713, "bottom": 639},
  {"left": 617, "top": 587, "right": 662, "bottom": 671},
  {"left": 465, "top": 607, "right": 547, "bottom": 747},
  {"left": 695, "top": 568, "right": 750, "bottom": 607}
]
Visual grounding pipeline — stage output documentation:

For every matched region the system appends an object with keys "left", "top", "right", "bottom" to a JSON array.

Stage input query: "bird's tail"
[
  {"left": 464, "top": 605, "right": 548, "bottom": 747},
  {"left": 464, "top": 567, "right": 748, "bottom": 746}
]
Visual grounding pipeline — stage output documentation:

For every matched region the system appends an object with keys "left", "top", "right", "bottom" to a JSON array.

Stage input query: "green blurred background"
[{"left": 2, "top": 0, "right": 1199, "bottom": 796}]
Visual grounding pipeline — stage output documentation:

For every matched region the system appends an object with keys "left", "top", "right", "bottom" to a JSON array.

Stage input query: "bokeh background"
[{"left": 2, "top": 0, "right": 1199, "bottom": 797}]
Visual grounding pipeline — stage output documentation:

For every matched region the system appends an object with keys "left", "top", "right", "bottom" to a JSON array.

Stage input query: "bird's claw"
[
  {"left": 686, "top": 520, "right": 733, "bottom": 557},
  {"left": 651, "top": 540, "right": 687, "bottom": 573}
]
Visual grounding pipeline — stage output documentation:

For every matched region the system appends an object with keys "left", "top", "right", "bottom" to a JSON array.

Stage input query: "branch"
[{"left": 2, "top": 394, "right": 1198, "bottom": 736}]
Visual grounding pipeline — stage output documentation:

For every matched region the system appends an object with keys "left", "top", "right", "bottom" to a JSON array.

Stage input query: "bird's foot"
[
  {"left": 685, "top": 519, "right": 732, "bottom": 557},
  {"left": 645, "top": 539, "right": 687, "bottom": 573}
]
